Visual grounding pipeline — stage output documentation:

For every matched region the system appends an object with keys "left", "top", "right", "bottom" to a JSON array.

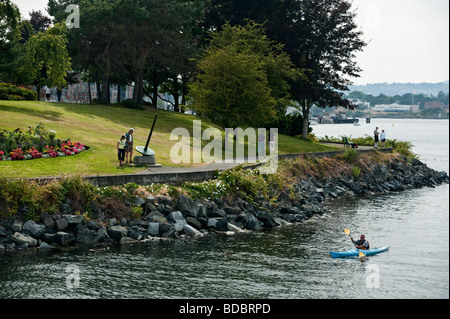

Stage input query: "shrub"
[
  {"left": 0, "top": 83, "right": 37, "bottom": 101},
  {"left": 120, "top": 99, "right": 144, "bottom": 110},
  {"left": 340, "top": 148, "right": 359, "bottom": 163},
  {"left": 352, "top": 166, "right": 361, "bottom": 179}
]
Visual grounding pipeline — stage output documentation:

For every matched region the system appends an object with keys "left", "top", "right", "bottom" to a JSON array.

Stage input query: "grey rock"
[
  {"left": 174, "top": 222, "right": 185, "bottom": 232},
  {"left": 97, "top": 226, "right": 109, "bottom": 241},
  {"left": 40, "top": 212, "right": 55, "bottom": 229},
  {"left": 168, "top": 211, "right": 187, "bottom": 225},
  {"left": 107, "top": 226, "right": 128, "bottom": 241},
  {"left": 209, "top": 208, "right": 226, "bottom": 218},
  {"left": 55, "top": 218, "right": 69, "bottom": 231},
  {"left": 146, "top": 211, "right": 168, "bottom": 224},
  {"left": 159, "top": 222, "right": 172, "bottom": 233},
  {"left": 207, "top": 218, "right": 218, "bottom": 229},
  {"left": 183, "top": 224, "right": 202, "bottom": 236},
  {"left": 255, "top": 210, "right": 277, "bottom": 228},
  {"left": 12, "top": 232, "right": 37, "bottom": 247},
  {"left": 227, "top": 223, "right": 245, "bottom": 232},
  {"left": 56, "top": 232, "right": 76, "bottom": 246},
  {"left": 11, "top": 219, "right": 23, "bottom": 232},
  {"left": 22, "top": 220, "right": 46, "bottom": 239},
  {"left": 177, "top": 194, "right": 199, "bottom": 217},
  {"left": 147, "top": 222, "right": 160, "bottom": 236},
  {"left": 0, "top": 225, "right": 8, "bottom": 237},
  {"left": 216, "top": 218, "right": 229, "bottom": 231},
  {"left": 186, "top": 216, "right": 202, "bottom": 230},
  {"left": 76, "top": 229, "right": 101, "bottom": 246},
  {"left": 63, "top": 215, "right": 84, "bottom": 224}
]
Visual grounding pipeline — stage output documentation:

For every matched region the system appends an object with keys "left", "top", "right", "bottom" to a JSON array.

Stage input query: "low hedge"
[{"left": 0, "top": 83, "right": 37, "bottom": 101}]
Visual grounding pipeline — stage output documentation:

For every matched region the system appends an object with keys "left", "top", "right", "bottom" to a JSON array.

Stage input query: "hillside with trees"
[{"left": 1, "top": 0, "right": 368, "bottom": 138}]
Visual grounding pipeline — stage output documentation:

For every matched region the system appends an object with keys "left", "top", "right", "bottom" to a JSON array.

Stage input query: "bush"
[
  {"left": 340, "top": 148, "right": 359, "bottom": 163},
  {"left": 0, "top": 83, "right": 37, "bottom": 101},
  {"left": 268, "top": 112, "right": 312, "bottom": 137},
  {"left": 352, "top": 166, "right": 361, "bottom": 179},
  {"left": 120, "top": 99, "right": 144, "bottom": 110}
]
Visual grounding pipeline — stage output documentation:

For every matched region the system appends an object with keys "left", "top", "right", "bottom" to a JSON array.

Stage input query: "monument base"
[{"left": 133, "top": 155, "right": 161, "bottom": 166}]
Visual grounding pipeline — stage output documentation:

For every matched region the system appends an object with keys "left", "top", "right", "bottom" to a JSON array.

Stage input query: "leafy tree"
[
  {"left": 202, "top": 0, "right": 367, "bottom": 138},
  {"left": 0, "top": 0, "right": 21, "bottom": 82},
  {"left": 189, "top": 21, "right": 298, "bottom": 129},
  {"left": 21, "top": 23, "right": 72, "bottom": 96}
]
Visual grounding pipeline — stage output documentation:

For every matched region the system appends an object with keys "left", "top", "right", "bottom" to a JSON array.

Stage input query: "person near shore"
[
  {"left": 117, "top": 134, "right": 126, "bottom": 166},
  {"left": 45, "top": 87, "right": 51, "bottom": 101},
  {"left": 268, "top": 130, "right": 276, "bottom": 153},
  {"left": 258, "top": 130, "right": 266, "bottom": 159},
  {"left": 380, "top": 129, "right": 386, "bottom": 148},
  {"left": 373, "top": 127, "right": 380, "bottom": 149},
  {"left": 125, "top": 128, "right": 134, "bottom": 164},
  {"left": 351, "top": 234, "right": 370, "bottom": 250}
]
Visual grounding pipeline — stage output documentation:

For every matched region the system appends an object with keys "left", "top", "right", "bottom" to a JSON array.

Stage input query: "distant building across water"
[{"left": 372, "top": 103, "right": 420, "bottom": 113}]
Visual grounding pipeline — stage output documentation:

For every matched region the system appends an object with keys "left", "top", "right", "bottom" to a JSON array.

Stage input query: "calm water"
[{"left": 0, "top": 119, "right": 448, "bottom": 299}]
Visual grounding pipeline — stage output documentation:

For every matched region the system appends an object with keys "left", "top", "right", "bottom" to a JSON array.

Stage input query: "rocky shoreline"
[{"left": 0, "top": 156, "right": 448, "bottom": 252}]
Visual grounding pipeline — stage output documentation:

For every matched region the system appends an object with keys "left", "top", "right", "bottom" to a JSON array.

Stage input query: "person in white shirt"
[
  {"left": 380, "top": 129, "right": 386, "bottom": 148},
  {"left": 44, "top": 87, "right": 51, "bottom": 101}
]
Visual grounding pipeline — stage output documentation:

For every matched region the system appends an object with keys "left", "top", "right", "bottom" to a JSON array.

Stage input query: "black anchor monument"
[{"left": 133, "top": 114, "right": 161, "bottom": 166}]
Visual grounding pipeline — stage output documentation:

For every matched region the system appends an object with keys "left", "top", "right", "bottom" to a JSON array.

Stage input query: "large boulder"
[
  {"left": 22, "top": 220, "right": 46, "bottom": 239},
  {"left": 177, "top": 195, "right": 199, "bottom": 217},
  {"left": 147, "top": 222, "right": 160, "bottom": 236},
  {"left": 63, "top": 215, "right": 84, "bottom": 224},
  {"left": 107, "top": 226, "right": 128, "bottom": 241},
  {"left": 168, "top": 211, "right": 187, "bottom": 225},
  {"left": 40, "top": 212, "right": 55, "bottom": 229},
  {"left": 12, "top": 232, "right": 37, "bottom": 247},
  {"left": 76, "top": 229, "right": 101, "bottom": 246},
  {"left": 183, "top": 224, "right": 202, "bottom": 236},
  {"left": 55, "top": 218, "right": 69, "bottom": 231}
]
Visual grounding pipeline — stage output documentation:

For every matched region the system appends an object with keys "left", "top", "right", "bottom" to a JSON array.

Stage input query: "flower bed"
[{"left": 0, "top": 124, "right": 86, "bottom": 161}]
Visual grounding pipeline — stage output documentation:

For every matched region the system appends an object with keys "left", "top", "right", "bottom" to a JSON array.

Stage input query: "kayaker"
[{"left": 351, "top": 234, "right": 370, "bottom": 250}]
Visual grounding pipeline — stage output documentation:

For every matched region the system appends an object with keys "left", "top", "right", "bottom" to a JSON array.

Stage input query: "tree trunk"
[
  {"left": 88, "top": 70, "right": 92, "bottom": 104},
  {"left": 173, "top": 75, "right": 180, "bottom": 112},
  {"left": 95, "top": 71, "right": 101, "bottom": 101},
  {"left": 132, "top": 69, "right": 144, "bottom": 105},
  {"left": 301, "top": 99, "right": 311, "bottom": 140},
  {"left": 36, "top": 84, "right": 41, "bottom": 101},
  {"left": 152, "top": 72, "right": 158, "bottom": 108},
  {"left": 101, "top": 69, "right": 109, "bottom": 105},
  {"left": 181, "top": 75, "right": 187, "bottom": 113},
  {"left": 117, "top": 75, "right": 121, "bottom": 104}
]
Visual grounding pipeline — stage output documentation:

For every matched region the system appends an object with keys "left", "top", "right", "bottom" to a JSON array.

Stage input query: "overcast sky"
[{"left": 11, "top": 0, "right": 450, "bottom": 85}]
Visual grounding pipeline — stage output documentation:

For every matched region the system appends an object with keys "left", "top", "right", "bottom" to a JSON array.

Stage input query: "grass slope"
[{"left": 0, "top": 100, "right": 337, "bottom": 178}]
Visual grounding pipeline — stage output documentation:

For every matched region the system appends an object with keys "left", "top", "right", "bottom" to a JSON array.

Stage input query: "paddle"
[{"left": 344, "top": 228, "right": 352, "bottom": 243}]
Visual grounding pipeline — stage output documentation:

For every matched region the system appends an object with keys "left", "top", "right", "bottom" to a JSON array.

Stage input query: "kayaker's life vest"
[{"left": 355, "top": 240, "right": 370, "bottom": 250}]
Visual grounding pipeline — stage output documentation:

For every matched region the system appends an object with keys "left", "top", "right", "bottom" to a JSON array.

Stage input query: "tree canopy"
[
  {"left": 189, "top": 21, "right": 300, "bottom": 129},
  {"left": 202, "top": 0, "right": 367, "bottom": 138}
]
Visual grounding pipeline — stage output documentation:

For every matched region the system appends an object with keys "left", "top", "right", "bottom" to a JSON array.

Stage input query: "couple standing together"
[
  {"left": 117, "top": 128, "right": 134, "bottom": 166},
  {"left": 373, "top": 127, "right": 386, "bottom": 149}
]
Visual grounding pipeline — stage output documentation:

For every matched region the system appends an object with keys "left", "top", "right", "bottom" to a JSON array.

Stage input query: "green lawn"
[{"left": 0, "top": 100, "right": 338, "bottom": 178}]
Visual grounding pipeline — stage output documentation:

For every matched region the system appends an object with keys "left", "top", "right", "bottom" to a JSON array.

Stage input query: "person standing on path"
[
  {"left": 258, "top": 130, "right": 266, "bottom": 160},
  {"left": 125, "top": 128, "right": 134, "bottom": 164},
  {"left": 117, "top": 135, "right": 126, "bottom": 166},
  {"left": 373, "top": 127, "right": 380, "bottom": 149},
  {"left": 380, "top": 129, "right": 386, "bottom": 148}
]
